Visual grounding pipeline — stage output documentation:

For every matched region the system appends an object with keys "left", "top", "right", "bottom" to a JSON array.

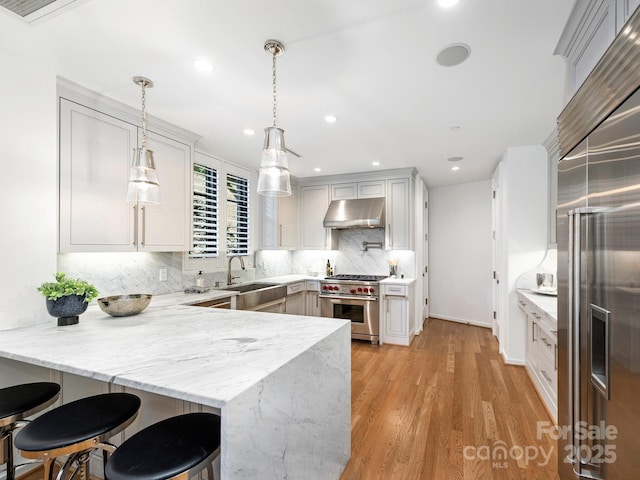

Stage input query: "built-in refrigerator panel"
[
  {"left": 559, "top": 87, "right": 640, "bottom": 479},
  {"left": 557, "top": 140, "right": 588, "bottom": 480}
]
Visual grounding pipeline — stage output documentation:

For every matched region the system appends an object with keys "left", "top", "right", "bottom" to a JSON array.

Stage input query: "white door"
[
  {"left": 423, "top": 183, "right": 429, "bottom": 323},
  {"left": 491, "top": 167, "right": 500, "bottom": 337}
]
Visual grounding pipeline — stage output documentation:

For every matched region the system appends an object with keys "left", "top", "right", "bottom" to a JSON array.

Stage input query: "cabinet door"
[
  {"left": 386, "top": 178, "right": 411, "bottom": 250},
  {"left": 285, "top": 291, "right": 305, "bottom": 315},
  {"left": 139, "top": 131, "right": 191, "bottom": 251},
  {"left": 306, "top": 291, "right": 320, "bottom": 316},
  {"left": 331, "top": 183, "right": 357, "bottom": 200},
  {"left": 300, "top": 185, "right": 331, "bottom": 249},
  {"left": 259, "top": 195, "right": 278, "bottom": 249},
  {"left": 357, "top": 180, "right": 385, "bottom": 198},
  {"left": 384, "top": 296, "right": 408, "bottom": 340},
  {"left": 59, "top": 100, "right": 137, "bottom": 252},
  {"left": 278, "top": 188, "right": 298, "bottom": 249}
]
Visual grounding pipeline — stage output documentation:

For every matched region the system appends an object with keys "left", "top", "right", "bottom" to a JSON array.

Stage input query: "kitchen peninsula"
[{"left": 0, "top": 304, "right": 351, "bottom": 479}]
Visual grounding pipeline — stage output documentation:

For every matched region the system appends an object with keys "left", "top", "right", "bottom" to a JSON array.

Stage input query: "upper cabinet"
[
  {"left": 556, "top": 0, "right": 640, "bottom": 98},
  {"left": 299, "top": 184, "right": 336, "bottom": 250},
  {"left": 58, "top": 92, "right": 194, "bottom": 253},
  {"left": 259, "top": 183, "right": 299, "bottom": 250},
  {"left": 386, "top": 177, "right": 412, "bottom": 250},
  {"left": 331, "top": 180, "right": 385, "bottom": 200}
]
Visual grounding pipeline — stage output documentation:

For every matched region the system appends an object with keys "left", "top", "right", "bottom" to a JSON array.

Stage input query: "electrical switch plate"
[{"left": 159, "top": 268, "right": 168, "bottom": 282}]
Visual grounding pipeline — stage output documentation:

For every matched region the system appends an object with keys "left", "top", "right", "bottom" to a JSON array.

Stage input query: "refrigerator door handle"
[{"left": 567, "top": 209, "right": 578, "bottom": 470}]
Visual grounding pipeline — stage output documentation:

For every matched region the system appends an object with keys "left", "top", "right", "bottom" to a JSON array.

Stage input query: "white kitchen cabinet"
[
  {"left": 305, "top": 280, "right": 320, "bottom": 316},
  {"left": 300, "top": 184, "right": 336, "bottom": 250},
  {"left": 385, "top": 177, "right": 411, "bottom": 250},
  {"left": 59, "top": 99, "right": 192, "bottom": 253},
  {"left": 285, "top": 281, "right": 305, "bottom": 315},
  {"left": 331, "top": 180, "right": 385, "bottom": 200},
  {"left": 518, "top": 294, "right": 557, "bottom": 422},
  {"left": 259, "top": 184, "right": 298, "bottom": 250},
  {"left": 555, "top": 0, "right": 640, "bottom": 99},
  {"left": 380, "top": 282, "right": 415, "bottom": 346}
]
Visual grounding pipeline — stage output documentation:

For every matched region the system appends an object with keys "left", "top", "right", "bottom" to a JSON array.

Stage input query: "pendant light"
[
  {"left": 127, "top": 76, "right": 160, "bottom": 204},
  {"left": 257, "top": 40, "right": 292, "bottom": 197}
]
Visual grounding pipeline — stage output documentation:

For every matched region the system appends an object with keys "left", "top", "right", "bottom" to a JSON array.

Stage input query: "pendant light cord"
[
  {"left": 141, "top": 82, "right": 148, "bottom": 149},
  {"left": 272, "top": 50, "right": 277, "bottom": 128}
]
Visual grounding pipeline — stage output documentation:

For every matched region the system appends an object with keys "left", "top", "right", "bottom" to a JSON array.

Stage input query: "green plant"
[{"left": 38, "top": 272, "right": 99, "bottom": 303}]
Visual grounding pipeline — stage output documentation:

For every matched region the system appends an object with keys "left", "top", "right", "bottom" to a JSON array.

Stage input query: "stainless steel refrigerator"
[{"left": 557, "top": 85, "right": 640, "bottom": 479}]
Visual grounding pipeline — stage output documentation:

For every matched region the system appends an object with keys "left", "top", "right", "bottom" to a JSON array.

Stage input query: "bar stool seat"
[
  {"left": 0, "top": 382, "right": 61, "bottom": 480},
  {"left": 105, "top": 413, "right": 221, "bottom": 480},
  {"left": 15, "top": 393, "right": 141, "bottom": 480}
]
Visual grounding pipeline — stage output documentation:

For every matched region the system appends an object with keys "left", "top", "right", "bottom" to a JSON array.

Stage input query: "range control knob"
[
  {"left": 322, "top": 285, "right": 328, "bottom": 290},
  {"left": 369, "top": 287, "right": 375, "bottom": 294},
  {"left": 357, "top": 287, "right": 363, "bottom": 292},
  {"left": 332, "top": 286, "right": 339, "bottom": 291},
  {"left": 363, "top": 287, "right": 369, "bottom": 293},
  {"left": 350, "top": 289, "right": 356, "bottom": 294}
]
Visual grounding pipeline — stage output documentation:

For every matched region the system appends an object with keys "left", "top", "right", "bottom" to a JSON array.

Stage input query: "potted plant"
[{"left": 38, "top": 272, "right": 99, "bottom": 326}]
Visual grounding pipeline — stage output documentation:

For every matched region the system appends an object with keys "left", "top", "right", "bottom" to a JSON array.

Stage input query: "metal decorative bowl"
[{"left": 97, "top": 294, "right": 152, "bottom": 317}]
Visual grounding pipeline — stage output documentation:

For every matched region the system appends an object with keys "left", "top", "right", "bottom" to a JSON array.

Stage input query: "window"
[
  {"left": 226, "top": 173, "right": 249, "bottom": 256},
  {"left": 189, "top": 163, "right": 218, "bottom": 259}
]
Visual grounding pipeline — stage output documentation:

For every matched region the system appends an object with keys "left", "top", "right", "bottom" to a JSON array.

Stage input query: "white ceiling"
[{"left": 2, "top": 0, "right": 576, "bottom": 187}]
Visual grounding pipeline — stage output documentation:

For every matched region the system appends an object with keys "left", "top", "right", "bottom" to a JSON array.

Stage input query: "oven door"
[{"left": 319, "top": 295, "right": 379, "bottom": 342}]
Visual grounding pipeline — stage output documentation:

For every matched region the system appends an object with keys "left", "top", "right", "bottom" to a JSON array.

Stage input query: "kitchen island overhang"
[{"left": 0, "top": 304, "right": 351, "bottom": 479}]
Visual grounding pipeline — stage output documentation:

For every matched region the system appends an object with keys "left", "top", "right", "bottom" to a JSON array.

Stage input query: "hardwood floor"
[{"left": 341, "top": 318, "right": 560, "bottom": 480}]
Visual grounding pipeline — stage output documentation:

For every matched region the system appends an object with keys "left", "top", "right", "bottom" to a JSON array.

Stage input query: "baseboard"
[
  {"left": 429, "top": 314, "right": 492, "bottom": 329},
  {"left": 501, "top": 350, "right": 525, "bottom": 366}
]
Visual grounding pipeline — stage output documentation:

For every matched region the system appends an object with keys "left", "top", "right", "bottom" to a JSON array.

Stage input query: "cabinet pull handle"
[
  {"left": 388, "top": 223, "right": 392, "bottom": 247},
  {"left": 554, "top": 344, "right": 558, "bottom": 371},
  {"left": 541, "top": 369, "right": 551, "bottom": 383},
  {"left": 532, "top": 321, "right": 537, "bottom": 342},
  {"left": 278, "top": 224, "right": 282, "bottom": 247},
  {"left": 141, "top": 205, "right": 146, "bottom": 246},
  {"left": 133, "top": 205, "right": 138, "bottom": 246}
]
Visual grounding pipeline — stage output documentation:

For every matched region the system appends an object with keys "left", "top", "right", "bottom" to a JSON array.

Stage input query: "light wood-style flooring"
[{"left": 340, "top": 318, "right": 559, "bottom": 480}]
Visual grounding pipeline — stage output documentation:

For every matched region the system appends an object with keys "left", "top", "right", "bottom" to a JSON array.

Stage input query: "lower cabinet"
[
  {"left": 285, "top": 281, "right": 305, "bottom": 315},
  {"left": 518, "top": 294, "right": 558, "bottom": 422},
  {"left": 380, "top": 282, "right": 415, "bottom": 346},
  {"left": 305, "top": 280, "right": 320, "bottom": 316}
]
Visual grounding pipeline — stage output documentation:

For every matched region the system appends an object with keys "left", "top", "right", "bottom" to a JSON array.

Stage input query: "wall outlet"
[{"left": 159, "top": 268, "right": 168, "bottom": 282}]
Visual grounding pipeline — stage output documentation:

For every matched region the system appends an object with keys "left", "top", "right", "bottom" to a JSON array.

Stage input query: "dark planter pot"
[{"left": 46, "top": 295, "right": 89, "bottom": 326}]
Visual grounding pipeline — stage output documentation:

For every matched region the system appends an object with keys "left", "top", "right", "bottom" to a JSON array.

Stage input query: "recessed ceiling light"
[
  {"left": 193, "top": 59, "right": 214, "bottom": 72},
  {"left": 438, "top": 0, "right": 460, "bottom": 8},
  {"left": 324, "top": 115, "right": 338, "bottom": 123},
  {"left": 451, "top": 166, "right": 461, "bottom": 171},
  {"left": 450, "top": 125, "right": 461, "bottom": 132},
  {"left": 436, "top": 43, "right": 471, "bottom": 67},
  {"left": 372, "top": 161, "right": 380, "bottom": 166},
  {"left": 314, "top": 168, "right": 322, "bottom": 172},
  {"left": 243, "top": 129, "right": 255, "bottom": 136},
  {"left": 448, "top": 156, "right": 464, "bottom": 162}
]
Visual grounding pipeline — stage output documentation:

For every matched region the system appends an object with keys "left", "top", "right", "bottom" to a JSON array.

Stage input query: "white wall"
[{"left": 429, "top": 180, "right": 493, "bottom": 327}]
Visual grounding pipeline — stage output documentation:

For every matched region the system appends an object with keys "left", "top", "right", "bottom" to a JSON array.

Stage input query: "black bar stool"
[
  {"left": 14, "top": 392, "right": 141, "bottom": 480},
  {"left": 105, "top": 413, "right": 221, "bottom": 480},
  {"left": 0, "top": 382, "right": 61, "bottom": 480}
]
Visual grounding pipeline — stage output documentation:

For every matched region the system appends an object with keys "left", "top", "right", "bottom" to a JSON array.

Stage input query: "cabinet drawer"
[
  {"left": 287, "top": 282, "right": 305, "bottom": 295},
  {"left": 382, "top": 284, "right": 408, "bottom": 297},
  {"left": 536, "top": 327, "right": 557, "bottom": 367},
  {"left": 305, "top": 280, "right": 319, "bottom": 292},
  {"left": 536, "top": 351, "right": 558, "bottom": 399}
]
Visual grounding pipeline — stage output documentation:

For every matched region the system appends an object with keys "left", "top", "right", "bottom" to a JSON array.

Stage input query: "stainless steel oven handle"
[{"left": 319, "top": 295, "right": 378, "bottom": 302}]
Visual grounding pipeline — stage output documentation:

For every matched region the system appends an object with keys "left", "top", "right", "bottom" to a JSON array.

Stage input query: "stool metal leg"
[{"left": 1, "top": 428, "right": 15, "bottom": 480}]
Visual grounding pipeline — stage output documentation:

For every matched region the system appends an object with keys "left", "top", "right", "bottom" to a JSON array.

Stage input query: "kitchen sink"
[{"left": 221, "top": 283, "right": 287, "bottom": 311}]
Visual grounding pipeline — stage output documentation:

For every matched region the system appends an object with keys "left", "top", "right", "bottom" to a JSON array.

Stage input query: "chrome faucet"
[{"left": 227, "top": 255, "right": 246, "bottom": 285}]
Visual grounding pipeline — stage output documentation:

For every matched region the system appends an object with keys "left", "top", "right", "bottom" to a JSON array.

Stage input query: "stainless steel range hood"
[{"left": 323, "top": 197, "right": 385, "bottom": 229}]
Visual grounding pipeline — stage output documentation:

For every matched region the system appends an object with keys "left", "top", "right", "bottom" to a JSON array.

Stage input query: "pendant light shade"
[
  {"left": 126, "top": 148, "right": 160, "bottom": 203},
  {"left": 257, "top": 126, "right": 291, "bottom": 196},
  {"left": 257, "top": 40, "right": 292, "bottom": 197},
  {"left": 127, "top": 76, "right": 160, "bottom": 204}
]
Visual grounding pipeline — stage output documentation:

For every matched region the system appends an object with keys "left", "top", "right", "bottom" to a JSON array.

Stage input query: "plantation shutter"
[
  {"left": 189, "top": 163, "right": 218, "bottom": 259},
  {"left": 226, "top": 173, "right": 249, "bottom": 256}
]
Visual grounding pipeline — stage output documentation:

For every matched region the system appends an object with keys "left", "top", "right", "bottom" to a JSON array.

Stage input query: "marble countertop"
[
  {"left": 0, "top": 304, "right": 349, "bottom": 409},
  {"left": 517, "top": 289, "right": 557, "bottom": 321}
]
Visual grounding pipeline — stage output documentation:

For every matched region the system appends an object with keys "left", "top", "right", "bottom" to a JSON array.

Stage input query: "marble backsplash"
[{"left": 58, "top": 229, "right": 415, "bottom": 297}]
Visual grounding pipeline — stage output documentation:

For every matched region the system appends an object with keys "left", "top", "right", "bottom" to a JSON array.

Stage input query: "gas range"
[{"left": 320, "top": 274, "right": 387, "bottom": 297}]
